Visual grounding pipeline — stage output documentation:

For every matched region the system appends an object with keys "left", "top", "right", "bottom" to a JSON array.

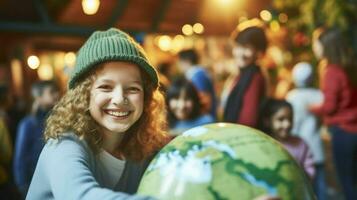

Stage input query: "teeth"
[{"left": 107, "top": 111, "right": 130, "bottom": 117}]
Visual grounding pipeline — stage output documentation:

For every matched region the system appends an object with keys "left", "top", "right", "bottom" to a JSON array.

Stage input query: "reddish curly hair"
[{"left": 44, "top": 65, "right": 169, "bottom": 161}]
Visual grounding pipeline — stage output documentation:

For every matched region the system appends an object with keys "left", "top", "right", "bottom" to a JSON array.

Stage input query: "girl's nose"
[
  {"left": 283, "top": 119, "right": 292, "bottom": 129},
  {"left": 112, "top": 87, "right": 125, "bottom": 105},
  {"left": 176, "top": 99, "right": 185, "bottom": 110}
]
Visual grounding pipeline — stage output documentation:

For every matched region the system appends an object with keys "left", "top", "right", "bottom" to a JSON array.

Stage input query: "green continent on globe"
[{"left": 138, "top": 123, "right": 315, "bottom": 200}]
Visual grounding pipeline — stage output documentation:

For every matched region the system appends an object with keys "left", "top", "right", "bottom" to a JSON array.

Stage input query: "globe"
[{"left": 137, "top": 123, "right": 316, "bottom": 200}]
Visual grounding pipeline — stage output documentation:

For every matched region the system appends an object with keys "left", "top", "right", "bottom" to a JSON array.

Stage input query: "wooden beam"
[
  {"left": 0, "top": 21, "right": 96, "bottom": 37},
  {"left": 106, "top": 0, "right": 129, "bottom": 28},
  {"left": 151, "top": 0, "right": 172, "bottom": 32},
  {"left": 0, "top": 21, "right": 141, "bottom": 37}
]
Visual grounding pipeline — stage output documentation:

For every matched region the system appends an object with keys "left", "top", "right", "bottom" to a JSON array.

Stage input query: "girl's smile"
[
  {"left": 269, "top": 106, "right": 293, "bottom": 140},
  {"left": 89, "top": 61, "right": 144, "bottom": 137}
]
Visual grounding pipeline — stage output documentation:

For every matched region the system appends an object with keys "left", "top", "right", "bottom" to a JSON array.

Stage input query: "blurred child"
[
  {"left": 26, "top": 28, "right": 168, "bottom": 199},
  {"left": 13, "top": 80, "right": 60, "bottom": 197},
  {"left": 286, "top": 62, "right": 326, "bottom": 200},
  {"left": 259, "top": 98, "right": 315, "bottom": 179},
  {"left": 177, "top": 49, "right": 217, "bottom": 119},
  {"left": 223, "top": 26, "right": 267, "bottom": 128},
  {"left": 166, "top": 77, "right": 214, "bottom": 135},
  {"left": 311, "top": 28, "right": 357, "bottom": 200}
]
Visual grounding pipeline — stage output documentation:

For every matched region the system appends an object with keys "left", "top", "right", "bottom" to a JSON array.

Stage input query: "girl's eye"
[
  {"left": 97, "top": 85, "right": 112, "bottom": 90},
  {"left": 126, "top": 87, "right": 142, "bottom": 93}
]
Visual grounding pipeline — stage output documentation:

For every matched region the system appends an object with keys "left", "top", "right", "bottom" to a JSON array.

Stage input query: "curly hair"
[{"left": 44, "top": 67, "right": 169, "bottom": 161}]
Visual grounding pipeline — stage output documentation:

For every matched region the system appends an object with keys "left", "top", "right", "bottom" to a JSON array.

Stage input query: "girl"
[
  {"left": 259, "top": 99, "right": 315, "bottom": 179},
  {"left": 26, "top": 28, "right": 168, "bottom": 199},
  {"left": 166, "top": 77, "right": 214, "bottom": 135},
  {"left": 311, "top": 28, "right": 357, "bottom": 200}
]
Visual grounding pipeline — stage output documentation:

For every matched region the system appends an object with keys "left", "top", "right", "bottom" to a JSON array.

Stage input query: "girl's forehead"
[
  {"left": 235, "top": 43, "right": 255, "bottom": 50},
  {"left": 94, "top": 61, "right": 142, "bottom": 81},
  {"left": 273, "top": 106, "right": 292, "bottom": 116}
]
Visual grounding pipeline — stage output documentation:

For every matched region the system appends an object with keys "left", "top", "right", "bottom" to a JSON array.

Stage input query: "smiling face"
[
  {"left": 89, "top": 61, "right": 144, "bottom": 138},
  {"left": 232, "top": 44, "right": 258, "bottom": 69},
  {"left": 38, "top": 86, "right": 60, "bottom": 110},
  {"left": 269, "top": 106, "right": 293, "bottom": 141},
  {"left": 169, "top": 90, "right": 194, "bottom": 120}
]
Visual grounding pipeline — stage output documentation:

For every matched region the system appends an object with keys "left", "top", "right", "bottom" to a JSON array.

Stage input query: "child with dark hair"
[
  {"left": 286, "top": 62, "right": 326, "bottom": 200},
  {"left": 223, "top": 26, "right": 267, "bottom": 128},
  {"left": 166, "top": 77, "right": 214, "bottom": 135},
  {"left": 311, "top": 28, "right": 357, "bottom": 200},
  {"left": 258, "top": 98, "right": 315, "bottom": 179},
  {"left": 13, "top": 80, "right": 60, "bottom": 197},
  {"left": 177, "top": 49, "right": 217, "bottom": 119}
]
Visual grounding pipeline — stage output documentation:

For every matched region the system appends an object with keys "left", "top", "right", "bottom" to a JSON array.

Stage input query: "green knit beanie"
[{"left": 68, "top": 28, "right": 159, "bottom": 89}]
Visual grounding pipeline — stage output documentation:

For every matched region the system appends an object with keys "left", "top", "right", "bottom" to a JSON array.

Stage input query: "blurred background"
[{"left": 1, "top": 0, "right": 357, "bottom": 199}]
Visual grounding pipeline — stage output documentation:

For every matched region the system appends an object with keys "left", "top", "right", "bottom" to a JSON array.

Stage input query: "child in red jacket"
[
  {"left": 223, "top": 26, "right": 267, "bottom": 128},
  {"left": 311, "top": 28, "right": 357, "bottom": 200}
]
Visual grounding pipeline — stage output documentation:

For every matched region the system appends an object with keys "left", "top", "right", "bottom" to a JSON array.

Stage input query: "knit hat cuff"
[
  {"left": 68, "top": 55, "right": 158, "bottom": 89},
  {"left": 68, "top": 28, "right": 159, "bottom": 89}
]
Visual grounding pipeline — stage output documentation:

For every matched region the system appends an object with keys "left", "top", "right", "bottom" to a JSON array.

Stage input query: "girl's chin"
[{"left": 275, "top": 134, "right": 289, "bottom": 140}]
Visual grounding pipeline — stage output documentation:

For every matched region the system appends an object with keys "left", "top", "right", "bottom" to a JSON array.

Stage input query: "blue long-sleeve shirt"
[
  {"left": 26, "top": 133, "right": 154, "bottom": 200},
  {"left": 13, "top": 110, "right": 47, "bottom": 195}
]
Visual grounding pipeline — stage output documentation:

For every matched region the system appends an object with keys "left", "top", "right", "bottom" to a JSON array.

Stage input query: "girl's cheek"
[{"left": 130, "top": 94, "right": 144, "bottom": 104}]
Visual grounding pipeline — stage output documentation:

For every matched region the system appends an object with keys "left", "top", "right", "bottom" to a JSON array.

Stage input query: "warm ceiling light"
[
  {"left": 27, "top": 55, "right": 40, "bottom": 69},
  {"left": 218, "top": 0, "right": 233, "bottom": 5},
  {"left": 193, "top": 23, "right": 204, "bottom": 34},
  {"left": 182, "top": 24, "right": 193, "bottom": 36},
  {"left": 82, "top": 0, "right": 100, "bottom": 15}
]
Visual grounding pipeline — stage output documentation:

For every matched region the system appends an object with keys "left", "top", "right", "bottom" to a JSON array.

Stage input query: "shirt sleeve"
[
  {"left": 310, "top": 69, "right": 340, "bottom": 116},
  {"left": 301, "top": 141, "right": 315, "bottom": 180},
  {"left": 190, "top": 70, "right": 211, "bottom": 92},
  {"left": 29, "top": 137, "right": 154, "bottom": 200}
]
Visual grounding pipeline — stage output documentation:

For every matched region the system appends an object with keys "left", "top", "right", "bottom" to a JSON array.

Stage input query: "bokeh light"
[
  {"left": 260, "top": 10, "right": 272, "bottom": 22},
  {"left": 27, "top": 55, "right": 40, "bottom": 69},
  {"left": 64, "top": 52, "right": 76, "bottom": 67},
  {"left": 82, "top": 0, "right": 100, "bottom": 15},
  {"left": 182, "top": 24, "right": 193, "bottom": 36},
  {"left": 270, "top": 20, "right": 280, "bottom": 32},
  {"left": 38, "top": 64, "right": 54, "bottom": 80},
  {"left": 278, "top": 13, "right": 288, "bottom": 23},
  {"left": 193, "top": 23, "right": 204, "bottom": 34},
  {"left": 158, "top": 35, "right": 172, "bottom": 51}
]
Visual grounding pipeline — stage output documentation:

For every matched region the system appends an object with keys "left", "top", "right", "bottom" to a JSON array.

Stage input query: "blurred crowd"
[{"left": 1, "top": 25, "right": 356, "bottom": 200}]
